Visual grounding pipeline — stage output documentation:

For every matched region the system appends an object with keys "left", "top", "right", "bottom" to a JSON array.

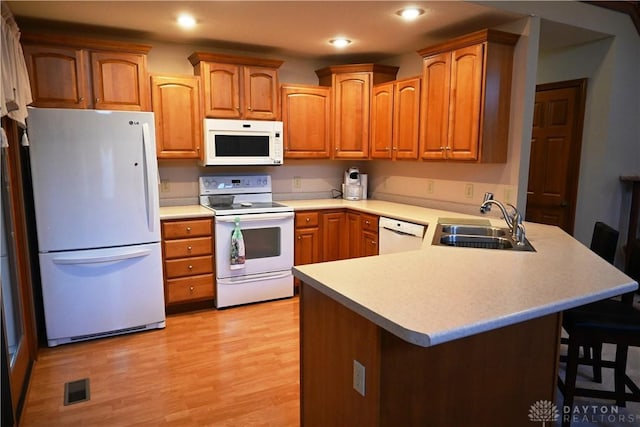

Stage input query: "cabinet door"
[
  {"left": 295, "top": 227, "right": 320, "bottom": 267},
  {"left": 361, "top": 231, "right": 379, "bottom": 257},
  {"left": 448, "top": 44, "right": 484, "bottom": 160},
  {"left": 333, "top": 73, "right": 370, "bottom": 159},
  {"left": 419, "top": 52, "right": 450, "bottom": 160},
  {"left": 201, "top": 62, "right": 242, "bottom": 118},
  {"left": 91, "top": 51, "right": 150, "bottom": 111},
  {"left": 370, "top": 82, "right": 394, "bottom": 159},
  {"left": 151, "top": 75, "right": 202, "bottom": 159},
  {"left": 243, "top": 66, "right": 279, "bottom": 120},
  {"left": 282, "top": 85, "right": 331, "bottom": 158},
  {"left": 393, "top": 77, "right": 420, "bottom": 160},
  {"left": 321, "top": 211, "right": 347, "bottom": 261},
  {"left": 346, "top": 212, "right": 362, "bottom": 258},
  {"left": 22, "top": 45, "right": 89, "bottom": 109}
]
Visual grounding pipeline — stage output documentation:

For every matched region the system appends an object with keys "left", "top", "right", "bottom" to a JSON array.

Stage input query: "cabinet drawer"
[
  {"left": 163, "top": 237, "right": 212, "bottom": 259},
  {"left": 361, "top": 213, "right": 379, "bottom": 232},
  {"left": 166, "top": 274, "right": 214, "bottom": 304},
  {"left": 162, "top": 218, "right": 212, "bottom": 239},
  {"left": 164, "top": 255, "right": 213, "bottom": 279},
  {"left": 296, "top": 212, "right": 319, "bottom": 228}
]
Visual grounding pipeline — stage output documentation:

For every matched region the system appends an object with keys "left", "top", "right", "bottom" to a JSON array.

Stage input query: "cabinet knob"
[
  {"left": 306, "top": 217, "right": 311, "bottom": 222},
  {"left": 444, "top": 146, "right": 451, "bottom": 150},
  {"left": 77, "top": 97, "right": 84, "bottom": 103},
  {"left": 186, "top": 226, "right": 192, "bottom": 232},
  {"left": 297, "top": 235, "right": 301, "bottom": 240},
  {"left": 95, "top": 98, "right": 100, "bottom": 103},
  {"left": 439, "top": 146, "right": 445, "bottom": 150},
  {"left": 187, "top": 246, "right": 192, "bottom": 251},
  {"left": 365, "top": 220, "right": 370, "bottom": 225},
  {"left": 188, "top": 265, "right": 193, "bottom": 270},
  {"left": 189, "top": 286, "right": 195, "bottom": 293},
  {"left": 371, "top": 241, "right": 377, "bottom": 245},
  {"left": 248, "top": 106, "right": 252, "bottom": 111},
  {"left": 235, "top": 106, "right": 240, "bottom": 111}
]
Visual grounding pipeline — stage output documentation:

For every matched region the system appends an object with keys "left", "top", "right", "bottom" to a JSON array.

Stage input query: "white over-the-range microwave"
[{"left": 202, "top": 118, "right": 284, "bottom": 166}]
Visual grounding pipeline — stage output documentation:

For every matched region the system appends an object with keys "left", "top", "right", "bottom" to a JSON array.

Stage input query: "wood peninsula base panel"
[{"left": 300, "top": 283, "right": 561, "bottom": 427}]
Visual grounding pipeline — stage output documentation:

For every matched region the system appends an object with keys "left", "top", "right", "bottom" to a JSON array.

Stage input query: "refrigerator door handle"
[
  {"left": 142, "top": 123, "right": 156, "bottom": 233},
  {"left": 52, "top": 248, "right": 152, "bottom": 265}
]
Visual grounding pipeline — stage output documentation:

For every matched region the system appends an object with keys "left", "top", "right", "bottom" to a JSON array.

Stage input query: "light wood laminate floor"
[{"left": 21, "top": 297, "right": 300, "bottom": 427}]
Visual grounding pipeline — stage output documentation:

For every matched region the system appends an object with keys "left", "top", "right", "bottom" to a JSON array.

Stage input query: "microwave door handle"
[{"left": 215, "top": 212, "right": 294, "bottom": 223}]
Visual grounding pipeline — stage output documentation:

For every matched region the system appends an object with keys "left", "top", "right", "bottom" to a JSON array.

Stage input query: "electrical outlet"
[
  {"left": 465, "top": 183, "right": 474, "bottom": 199},
  {"left": 160, "top": 179, "right": 170, "bottom": 192},
  {"left": 353, "top": 360, "right": 366, "bottom": 396},
  {"left": 426, "top": 180, "right": 434, "bottom": 194},
  {"left": 293, "top": 176, "right": 302, "bottom": 189}
]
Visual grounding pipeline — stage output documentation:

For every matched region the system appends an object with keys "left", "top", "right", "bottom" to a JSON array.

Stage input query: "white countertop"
[
  {"left": 160, "top": 200, "right": 638, "bottom": 347},
  {"left": 285, "top": 199, "right": 638, "bottom": 347}
]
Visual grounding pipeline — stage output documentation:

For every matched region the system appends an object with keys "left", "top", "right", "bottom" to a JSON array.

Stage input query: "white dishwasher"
[{"left": 378, "top": 217, "right": 426, "bottom": 254}]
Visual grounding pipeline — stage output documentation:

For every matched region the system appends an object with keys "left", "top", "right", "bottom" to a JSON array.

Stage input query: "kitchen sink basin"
[
  {"left": 433, "top": 223, "right": 535, "bottom": 252},
  {"left": 440, "top": 225, "right": 506, "bottom": 237}
]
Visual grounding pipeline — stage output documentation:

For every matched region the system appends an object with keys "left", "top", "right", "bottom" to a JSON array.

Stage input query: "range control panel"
[{"left": 199, "top": 175, "right": 272, "bottom": 195}]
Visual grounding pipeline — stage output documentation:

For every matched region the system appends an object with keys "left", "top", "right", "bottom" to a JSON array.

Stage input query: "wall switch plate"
[
  {"left": 353, "top": 359, "right": 366, "bottom": 396},
  {"left": 465, "top": 183, "right": 474, "bottom": 199},
  {"left": 293, "top": 176, "right": 302, "bottom": 189},
  {"left": 426, "top": 180, "right": 434, "bottom": 194}
]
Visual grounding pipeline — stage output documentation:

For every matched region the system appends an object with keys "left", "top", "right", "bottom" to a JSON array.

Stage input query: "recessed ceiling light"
[
  {"left": 397, "top": 7, "right": 425, "bottom": 21},
  {"left": 177, "top": 13, "right": 196, "bottom": 29},
  {"left": 329, "top": 38, "right": 352, "bottom": 48}
]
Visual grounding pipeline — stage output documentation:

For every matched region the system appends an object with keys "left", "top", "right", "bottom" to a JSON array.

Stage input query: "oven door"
[{"left": 214, "top": 211, "right": 294, "bottom": 278}]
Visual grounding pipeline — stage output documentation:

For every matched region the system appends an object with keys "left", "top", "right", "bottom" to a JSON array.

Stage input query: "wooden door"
[
  {"left": 419, "top": 52, "right": 450, "bottom": 160},
  {"left": 281, "top": 84, "right": 331, "bottom": 158},
  {"left": 526, "top": 79, "right": 587, "bottom": 234},
  {"left": 333, "top": 73, "right": 371, "bottom": 159},
  {"left": 361, "top": 231, "right": 379, "bottom": 257},
  {"left": 91, "top": 51, "right": 149, "bottom": 111},
  {"left": 393, "top": 77, "right": 420, "bottom": 160},
  {"left": 321, "top": 211, "right": 347, "bottom": 261},
  {"left": 370, "top": 82, "right": 394, "bottom": 159},
  {"left": 151, "top": 75, "right": 202, "bottom": 159},
  {"left": 243, "top": 66, "right": 279, "bottom": 120},
  {"left": 22, "top": 44, "right": 89, "bottom": 108},
  {"left": 447, "top": 43, "right": 483, "bottom": 160},
  {"left": 1, "top": 119, "right": 37, "bottom": 424},
  {"left": 346, "top": 212, "right": 362, "bottom": 258},
  {"left": 201, "top": 62, "right": 242, "bottom": 118}
]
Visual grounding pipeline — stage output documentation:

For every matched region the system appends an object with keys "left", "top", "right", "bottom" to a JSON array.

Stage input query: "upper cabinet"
[
  {"left": 22, "top": 33, "right": 151, "bottom": 111},
  {"left": 281, "top": 84, "right": 331, "bottom": 159},
  {"left": 151, "top": 74, "right": 202, "bottom": 160},
  {"left": 418, "top": 29, "right": 519, "bottom": 162},
  {"left": 316, "top": 64, "right": 398, "bottom": 159},
  {"left": 370, "top": 77, "right": 420, "bottom": 160},
  {"left": 189, "top": 52, "right": 283, "bottom": 120}
]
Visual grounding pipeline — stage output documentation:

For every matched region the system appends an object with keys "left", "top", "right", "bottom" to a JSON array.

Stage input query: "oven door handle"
[
  {"left": 217, "top": 270, "right": 292, "bottom": 285},
  {"left": 215, "top": 212, "right": 294, "bottom": 223}
]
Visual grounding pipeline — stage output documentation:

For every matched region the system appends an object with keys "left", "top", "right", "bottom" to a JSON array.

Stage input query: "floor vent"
[{"left": 64, "top": 378, "right": 90, "bottom": 405}]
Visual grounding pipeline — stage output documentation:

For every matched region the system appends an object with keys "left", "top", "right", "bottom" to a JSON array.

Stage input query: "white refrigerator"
[{"left": 27, "top": 107, "right": 166, "bottom": 346}]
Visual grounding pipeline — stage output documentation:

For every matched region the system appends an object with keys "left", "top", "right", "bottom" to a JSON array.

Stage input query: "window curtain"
[{"left": 1, "top": 3, "right": 32, "bottom": 128}]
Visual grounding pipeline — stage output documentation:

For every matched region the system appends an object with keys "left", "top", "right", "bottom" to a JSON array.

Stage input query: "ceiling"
[{"left": 7, "top": 1, "right": 614, "bottom": 62}]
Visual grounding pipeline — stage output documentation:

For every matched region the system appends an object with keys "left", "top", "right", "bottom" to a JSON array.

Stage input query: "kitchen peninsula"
[{"left": 288, "top": 199, "right": 637, "bottom": 427}]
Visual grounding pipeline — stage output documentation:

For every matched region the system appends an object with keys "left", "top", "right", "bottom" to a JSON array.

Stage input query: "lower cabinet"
[
  {"left": 294, "top": 209, "right": 379, "bottom": 289},
  {"left": 161, "top": 217, "right": 215, "bottom": 309}
]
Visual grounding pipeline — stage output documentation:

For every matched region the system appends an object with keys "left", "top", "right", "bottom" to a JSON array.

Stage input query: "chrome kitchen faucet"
[{"left": 480, "top": 192, "right": 527, "bottom": 246}]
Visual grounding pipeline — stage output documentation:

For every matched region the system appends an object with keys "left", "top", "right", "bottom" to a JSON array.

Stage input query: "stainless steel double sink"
[{"left": 432, "top": 223, "right": 535, "bottom": 252}]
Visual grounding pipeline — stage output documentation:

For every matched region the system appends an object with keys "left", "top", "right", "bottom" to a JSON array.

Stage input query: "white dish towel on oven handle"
[{"left": 230, "top": 216, "right": 246, "bottom": 269}]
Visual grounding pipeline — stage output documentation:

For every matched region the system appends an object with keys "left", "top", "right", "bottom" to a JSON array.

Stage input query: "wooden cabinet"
[
  {"left": 189, "top": 52, "right": 283, "bottom": 120},
  {"left": 281, "top": 84, "right": 331, "bottom": 158},
  {"left": 418, "top": 29, "right": 519, "bottom": 162},
  {"left": 151, "top": 74, "right": 202, "bottom": 159},
  {"left": 316, "top": 64, "right": 398, "bottom": 159},
  {"left": 294, "top": 212, "right": 321, "bottom": 289},
  {"left": 346, "top": 211, "right": 379, "bottom": 258},
  {"left": 371, "top": 77, "right": 420, "bottom": 160},
  {"left": 22, "top": 33, "right": 151, "bottom": 111},
  {"left": 161, "top": 218, "right": 215, "bottom": 308},
  {"left": 321, "top": 211, "right": 348, "bottom": 261}
]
